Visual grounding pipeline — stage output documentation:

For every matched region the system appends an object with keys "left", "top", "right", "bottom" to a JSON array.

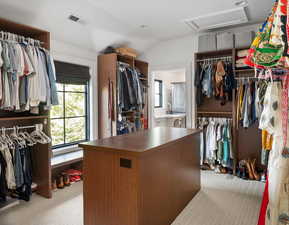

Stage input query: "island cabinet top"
[{"left": 79, "top": 127, "right": 201, "bottom": 155}]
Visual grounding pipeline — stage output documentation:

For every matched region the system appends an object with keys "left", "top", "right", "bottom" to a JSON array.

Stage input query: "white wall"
[
  {"left": 141, "top": 23, "right": 260, "bottom": 129},
  {"left": 51, "top": 39, "right": 98, "bottom": 140}
]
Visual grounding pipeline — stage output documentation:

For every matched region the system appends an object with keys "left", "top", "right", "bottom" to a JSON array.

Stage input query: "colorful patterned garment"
[
  {"left": 245, "top": 0, "right": 278, "bottom": 69},
  {"left": 255, "top": 0, "right": 283, "bottom": 68},
  {"left": 245, "top": 2, "right": 289, "bottom": 225},
  {"left": 276, "top": 0, "right": 289, "bottom": 68},
  {"left": 244, "top": 0, "right": 289, "bottom": 69}
]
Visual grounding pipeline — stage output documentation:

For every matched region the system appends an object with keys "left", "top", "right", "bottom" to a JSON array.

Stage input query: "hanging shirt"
[
  {"left": 27, "top": 46, "right": 41, "bottom": 108},
  {"left": 216, "top": 124, "right": 223, "bottom": 162},
  {"left": 243, "top": 83, "right": 252, "bottom": 128},
  {"left": 0, "top": 151, "right": 7, "bottom": 202},
  {"left": 2, "top": 42, "right": 12, "bottom": 109},
  {"left": 201, "top": 64, "right": 213, "bottom": 98},
  {"left": 205, "top": 121, "right": 217, "bottom": 161},
  {"left": 43, "top": 50, "right": 58, "bottom": 105},
  {"left": 222, "top": 125, "right": 230, "bottom": 166},
  {"left": 262, "top": 130, "right": 273, "bottom": 151},
  {"left": 0, "top": 145, "right": 16, "bottom": 190}
]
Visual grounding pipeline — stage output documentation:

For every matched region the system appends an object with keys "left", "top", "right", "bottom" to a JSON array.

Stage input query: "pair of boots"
[
  {"left": 245, "top": 159, "right": 260, "bottom": 181},
  {"left": 52, "top": 174, "right": 71, "bottom": 191},
  {"left": 237, "top": 159, "right": 260, "bottom": 181}
]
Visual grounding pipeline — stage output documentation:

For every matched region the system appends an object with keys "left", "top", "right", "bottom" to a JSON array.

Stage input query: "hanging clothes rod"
[
  {"left": 197, "top": 117, "right": 233, "bottom": 121},
  {"left": 118, "top": 61, "right": 131, "bottom": 67},
  {"left": 0, "top": 31, "right": 44, "bottom": 45},
  {"left": 196, "top": 56, "right": 232, "bottom": 62},
  {"left": 1, "top": 124, "right": 41, "bottom": 132},
  {"left": 235, "top": 77, "right": 258, "bottom": 80}
]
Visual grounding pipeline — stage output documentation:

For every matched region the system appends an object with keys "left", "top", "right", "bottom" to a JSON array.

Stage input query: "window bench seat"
[{"left": 51, "top": 150, "right": 83, "bottom": 169}]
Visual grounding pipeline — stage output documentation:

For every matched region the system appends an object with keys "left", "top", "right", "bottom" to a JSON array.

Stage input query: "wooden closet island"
[{"left": 80, "top": 127, "right": 201, "bottom": 225}]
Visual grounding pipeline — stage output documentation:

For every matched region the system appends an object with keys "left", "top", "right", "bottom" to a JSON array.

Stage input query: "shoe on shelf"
[
  {"left": 69, "top": 175, "right": 81, "bottom": 183},
  {"left": 201, "top": 164, "right": 211, "bottom": 170},
  {"left": 62, "top": 174, "right": 71, "bottom": 187},
  {"left": 220, "top": 166, "right": 227, "bottom": 174},
  {"left": 245, "top": 159, "right": 255, "bottom": 180},
  {"left": 57, "top": 176, "right": 65, "bottom": 189},
  {"left": 236, "top": 167, "right": 241, "bottom": 178},
  {"left": 52, "top": 179, "right": 57, "bottom": 192},
  {"left": 65, "top": 169, "right": 82, "bottom": 176},
  {"left": 73, "top": 175, "right": 81, "bottom": 182},
  {"left": 239, "top": 160, "right": 248, "bottom": 180},
  {"left": 250, "top": 159, "right": 260, "bottom": 181},
  {"left": 214, "top": 165, "right": 221, "bottom": 173}
]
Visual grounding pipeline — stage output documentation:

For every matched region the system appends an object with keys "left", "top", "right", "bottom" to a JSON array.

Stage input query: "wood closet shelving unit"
[
  {"left": 98, "top": 53, "right": 149, "bottom": 139},
  {"left": 0, "top": 18, "right": 52, "bottom": 198},
  {"left": 195, "top": 48, "right": 262, "bottom": 171}
]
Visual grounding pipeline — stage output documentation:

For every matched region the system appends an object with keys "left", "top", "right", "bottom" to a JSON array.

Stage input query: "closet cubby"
[
  {"left": 233, "top": 47, "right": 263, "bottom": 169},
  {"left": 0, "top": 18, "right": 52, "bottom": 198},
  {"left": 195, "top": 48, "right": 262, "bottom": 172},
  {"left": 98, "top": 53, "right": 149, "bottom": 139}
]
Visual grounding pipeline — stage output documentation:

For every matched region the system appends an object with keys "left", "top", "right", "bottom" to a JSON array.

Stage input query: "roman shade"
[{"left": 54, "top": 61, "right": 90, "bottom": 85}]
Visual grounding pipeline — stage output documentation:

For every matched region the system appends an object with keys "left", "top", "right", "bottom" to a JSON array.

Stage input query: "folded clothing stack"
[{"left": 236, "top": 49, "right": 251, "bottom": 69}]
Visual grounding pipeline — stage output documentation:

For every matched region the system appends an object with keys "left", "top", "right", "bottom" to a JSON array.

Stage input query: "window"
[
  {"left": 50, "top": 83, "right": 90, "bottom": 149},
  {"left": 154, "top": 80, "right": 163, "bottom": 108}
]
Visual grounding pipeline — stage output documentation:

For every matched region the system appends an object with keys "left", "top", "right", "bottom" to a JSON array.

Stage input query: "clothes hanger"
[
  {"left": 37, "top": 124, "right": 51, "bottom": 143},
  {"left": 10, "top": 127, "right": 23, "bottom": 147},
  {"left": 30, "top": 124, "right": 51, "bottom": 144},
  {"left": 21, "top": 131, "right": 36, "bottom": 146},
  {"left": 30, "top": 126, "right": 47, "bottom": 144},
  {"left": 11, "top": 126, "right": 27, "bottom": 148},
  {"left": 1, "top": 127, "right": 15, "bottom": 150},
  {"left": 0, "top": 133, "right": 7, "bottom": 149}
]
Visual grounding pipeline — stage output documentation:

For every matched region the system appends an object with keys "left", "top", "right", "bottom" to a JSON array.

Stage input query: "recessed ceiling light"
[{"left": 235, "top": 0, "right": 248, "bottom": 7}]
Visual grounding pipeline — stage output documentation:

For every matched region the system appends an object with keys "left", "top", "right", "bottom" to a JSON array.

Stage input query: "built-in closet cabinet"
[
  {"left": 0, "top": 18, "right": 52, "bottom": 199},
  {"left": 195, "top": 48, "right": 262, "bottom": 172},
  {"left": 98, "top": 53, "right": 149, "bottom": 139}
]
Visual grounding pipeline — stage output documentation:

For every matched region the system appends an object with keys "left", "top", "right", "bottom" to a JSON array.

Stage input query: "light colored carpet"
[
  {"left": 172, "top": 171, "right": 264, "bottom": 225},
  {"left": 0, "top": 171, "right": 264, "bottom": 225}
]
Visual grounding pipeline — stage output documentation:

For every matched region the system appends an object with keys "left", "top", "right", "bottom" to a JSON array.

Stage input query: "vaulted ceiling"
[{"left": 0, "top": 0, "right": 273, "bottom": 53}]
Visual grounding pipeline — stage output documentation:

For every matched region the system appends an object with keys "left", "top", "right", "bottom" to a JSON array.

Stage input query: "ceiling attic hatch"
[{"left": 184, "top": 7, "right": 248, "bottom": 31}]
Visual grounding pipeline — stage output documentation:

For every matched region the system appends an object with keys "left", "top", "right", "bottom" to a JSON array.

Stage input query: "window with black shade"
[
  {"left": 51, "top": 61, "right": 91, "bottom": 150},
  {"left": 154, "top": 79, "right": 163, "bottom": 108}
]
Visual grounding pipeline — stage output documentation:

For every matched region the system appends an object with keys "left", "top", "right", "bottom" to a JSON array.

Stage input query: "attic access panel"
[{"left": 184, "top": 7, "right": 248, "bottom": 31}]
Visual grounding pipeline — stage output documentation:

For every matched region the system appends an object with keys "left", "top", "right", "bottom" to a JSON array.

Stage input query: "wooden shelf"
[{"left": 0, "top": 115, "right": 49, "bottom": 121}]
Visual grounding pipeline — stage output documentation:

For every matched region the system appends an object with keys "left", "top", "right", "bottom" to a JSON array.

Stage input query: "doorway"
[{"left": 151, "top": 69, "right": 187, "bottom": 128}]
